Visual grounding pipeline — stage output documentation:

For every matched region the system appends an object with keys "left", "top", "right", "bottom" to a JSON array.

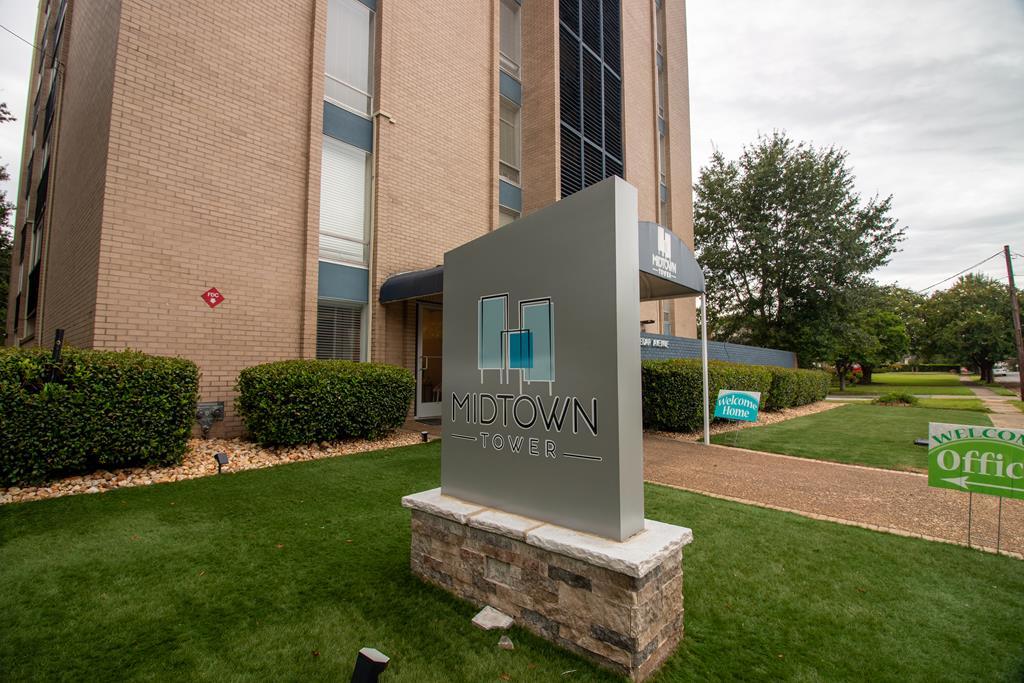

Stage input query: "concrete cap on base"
[{"left": 402, "top": 488, "right": 693, "bottom": 578}]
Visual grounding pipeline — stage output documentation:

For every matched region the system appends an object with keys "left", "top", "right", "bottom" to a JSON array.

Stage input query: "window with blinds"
[
  {"left": 499, "top": 0, "right": 522, "bottom": 78},
  {"left": 499, "top": 98, "right": 521, "bottom": 185},
  {"left": 317, "top": 300, "right": 364, "bottom": 361},
  {"left": 320, "top": 135, "right": 369, "bottom": 265},
  {"left": 325, "top": 0, "right": 374, "bottom": 116},
  {"left": 558, "top": 0, "right": 623, "bottom": 199}
]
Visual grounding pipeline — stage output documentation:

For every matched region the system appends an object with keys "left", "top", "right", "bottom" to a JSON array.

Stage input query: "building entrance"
[{"left": 416, "top": 303, "right": 443, "bottom": 418}]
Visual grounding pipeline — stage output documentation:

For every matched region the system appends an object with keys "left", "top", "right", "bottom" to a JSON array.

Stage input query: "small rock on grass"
[
  {"left": 472, "top": 605, "right": 513, "bottom": 631},
  {"left": 498, "top": 635, "right": 514, "bottom": 650}
]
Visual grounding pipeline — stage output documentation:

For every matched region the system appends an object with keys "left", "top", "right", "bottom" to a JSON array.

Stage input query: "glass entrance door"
[{"left": 416, "top": 303, "right": 443, "bottom": 418}]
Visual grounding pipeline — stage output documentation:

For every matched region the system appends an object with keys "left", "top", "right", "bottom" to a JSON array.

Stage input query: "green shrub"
[
  {"left": 642, "top": 359, "right": 772, "bottom": 432},
  {"left": 873, "top": 391, "right": 919, "bottom": 406},
  {"left": 236, "top": 360, "right": 415, "bottom": 446},
  {"left": 0, "top": 347, "right": 199, "bottom": 486},
  {"left": 764, "top": 366, "right": 831, "bottom": 410}
]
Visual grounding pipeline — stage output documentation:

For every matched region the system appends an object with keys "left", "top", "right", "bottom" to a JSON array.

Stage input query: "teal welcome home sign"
[{"left": 714, "top": 390, "right": 761, "bottom": 422}]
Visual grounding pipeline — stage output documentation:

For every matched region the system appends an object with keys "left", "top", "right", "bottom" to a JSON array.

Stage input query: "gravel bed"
[{"left": 0, "top": 431, "right": 422, "bottom": 505}]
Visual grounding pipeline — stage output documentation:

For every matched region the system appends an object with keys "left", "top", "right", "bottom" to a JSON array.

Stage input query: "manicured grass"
[
  {"left": 915, "top": 398, "right": 991, "bottom": 412},
  {"left": 2, "top": 443, "right": 1023, "bottom": 681},
  {"left": 831, "top": 372, "right": 973, "bottom": 396},
  {"left": 984, "top": 384, "right": 1018, "bottom": 397},
  {"left": 872, "top": 372, "right": 963, "bottom": 386},
  {"left": 1011, "top": 400, "right": 1024, "bottom": 414},
  {"left": 832, "top": 384, "right": 973, "bottom": 396},
  {"left": 713, "top": 403, "right": 991, "bottom": 471}
]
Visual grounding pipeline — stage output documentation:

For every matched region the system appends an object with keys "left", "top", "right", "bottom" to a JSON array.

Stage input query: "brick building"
[{"left": 6, "top": 0, "right": 696, "bottom": 434}]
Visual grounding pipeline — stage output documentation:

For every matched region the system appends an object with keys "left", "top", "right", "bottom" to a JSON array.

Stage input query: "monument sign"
[{"left": 441, "top": 176, "right": 644, "bottom": 541}]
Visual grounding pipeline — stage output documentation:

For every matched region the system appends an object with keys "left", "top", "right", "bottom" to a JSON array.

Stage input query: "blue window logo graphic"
[{"left": 478, "top": 294, "right": 554, "bottom": 385}]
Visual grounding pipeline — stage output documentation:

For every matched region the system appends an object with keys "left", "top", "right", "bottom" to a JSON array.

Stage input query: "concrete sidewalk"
[
  {"left": 961, "top": 380, "right": 1024, "bottom": 428},
  {"left": 643, "top": 435, "right": 1023, "bottom": 557}
]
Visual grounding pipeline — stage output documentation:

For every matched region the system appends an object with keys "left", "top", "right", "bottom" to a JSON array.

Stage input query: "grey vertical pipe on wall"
[{"left": 701, "top": 293, "right": 710, "bottom": 445}]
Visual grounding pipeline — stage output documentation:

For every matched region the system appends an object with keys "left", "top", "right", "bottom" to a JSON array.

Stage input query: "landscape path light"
[{"left": 350, "top": 647, "right": 389, "bottom": 682}]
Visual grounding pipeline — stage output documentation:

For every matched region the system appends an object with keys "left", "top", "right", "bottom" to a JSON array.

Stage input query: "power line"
[
  {"left": 0, "top": 23, "right": 42, "bottom": 54},
  {"left": 0, "top": 23, "right": 64, "bottom": 71},
  {"left": 915, "top": 251, "right": 1003, "bottom": 294}
]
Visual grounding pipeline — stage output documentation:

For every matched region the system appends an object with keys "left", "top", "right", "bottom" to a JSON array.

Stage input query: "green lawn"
[
  {"left": 871, "top": 372, "right": 965, "bottom": 386},
  {"left": 2, "top": 442, "right": 1023, "bottom": 681},
  {"left": 984, "top": 384, "right": 1018, "bottom": 397},
  {"left": 831, "top": 372, "right": 973, "bottom": 396},
  {"left": 1012, "top": 400, "right": 1024, "bottom": 414},
  {"left": 915, "top": 398, "right": 991, "bottom": 412},
  {"left": 713, "top": 403, "right": 991, "bottom": 471}
]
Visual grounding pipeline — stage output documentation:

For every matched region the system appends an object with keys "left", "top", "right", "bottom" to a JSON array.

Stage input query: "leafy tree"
[
  {"left": 1, "top": 102, "right": 15, "bottom": 344},
  {"left": 694, "top": 131, "right": 905, "bottom": 365},
  {"left": 920, "top": 274, "right": 1015, "bottom": 382},
  {"left": 825, "top": 284, "right": 910, "bottom": 389},
  {"left": 853, "top": 285, "right": 912, "bottom": 382}
]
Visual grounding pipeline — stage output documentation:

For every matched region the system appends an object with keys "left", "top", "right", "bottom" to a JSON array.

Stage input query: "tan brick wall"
[
  {"left": 6, "top": 0, "right": 116, "bottom": 349},
  {"left": 664, "top": 0, "right": 697, "bottom": 338},
  {"left": 91, "top": 0, "right": 319, "bottom": 436},
  {"left": 621, "top": 0, "right": 658, "bottom": 224},
  {"left": 370, "top": 1, "right": 498, "bottom": 376},
  {"left": 10, "top": 0, "right": 697, "bottom": 432},
  {"left": 521, "top": 0, "right": 559, "bottom": 216},
  {"left": 39, "top": 0, "right": 120, "bottom": 350}
]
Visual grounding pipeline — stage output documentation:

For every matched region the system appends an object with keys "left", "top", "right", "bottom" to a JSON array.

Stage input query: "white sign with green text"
[{"left": 928, "top": 423, "right": 1024, "bottom": 500}]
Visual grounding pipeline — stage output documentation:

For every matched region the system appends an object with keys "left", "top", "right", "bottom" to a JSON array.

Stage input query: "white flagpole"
[{"left": 701, "top": 293, "right": 710, "bottom": 445}]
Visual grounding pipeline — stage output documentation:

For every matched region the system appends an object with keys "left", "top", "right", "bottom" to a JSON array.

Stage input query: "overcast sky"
[
  {"left": 1, "top": 1, "right": 1022, "bottom": 291},
  {"left": 687, "top": 0, "right": 1024, "bottom": 292}
]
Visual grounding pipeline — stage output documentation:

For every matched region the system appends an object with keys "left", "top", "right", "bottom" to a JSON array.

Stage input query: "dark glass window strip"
[{"left": 558, "top": 0, "right": 623, "bottom": 199}]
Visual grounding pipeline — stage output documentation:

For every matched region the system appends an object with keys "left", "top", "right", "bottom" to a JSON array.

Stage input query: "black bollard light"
[
  {"left": 351, "top": 647, "right": 389, "bottom": 683},
  {"left": 214, "top": 452, "right": 229, "bottom": 474},
  {"left": 421, "top": 431, "right": 429, "bottom": 443}
]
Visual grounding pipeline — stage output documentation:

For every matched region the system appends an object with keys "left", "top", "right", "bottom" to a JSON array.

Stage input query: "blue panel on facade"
[
  {"left": 319, "top": 260, "right": 369, "bottom": 303},
  {"left": 499, "top": 180, "right": 522, "bottom": 212},
  {"left": 357, "top": 0, "right": 376, "bottom": 10},
  {"left": 323, "top": 101, "right": 373, "bottom": 152},
  {"left": 499, "top": 71, "right": 522, "bottom": 104}
]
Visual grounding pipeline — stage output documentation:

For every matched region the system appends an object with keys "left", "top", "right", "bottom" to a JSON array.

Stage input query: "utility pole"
[{"left": 1004, "top": 245, "right": 1024, "bottom": 401}]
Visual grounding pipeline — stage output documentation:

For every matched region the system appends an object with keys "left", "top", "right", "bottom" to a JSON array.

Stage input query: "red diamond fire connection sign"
[{"left": 201, "top": 287, "right": 225, "bottom": 309}]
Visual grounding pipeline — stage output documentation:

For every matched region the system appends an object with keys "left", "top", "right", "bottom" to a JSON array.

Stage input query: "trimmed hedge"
[
  {"left": 763, "top": 366, "right": 831, "bottom": 411},
  {"left": 642, "top": 359, "right": 772, "bottom": 432},
  {"left": 236, "top": 360, "right": 415, "bottom": 446},
  {"left": 0, "top": 347, "right": 199, "bottom": 486},
  {"left": 642, "top": 360, "right": 830, "bottom": 432}
]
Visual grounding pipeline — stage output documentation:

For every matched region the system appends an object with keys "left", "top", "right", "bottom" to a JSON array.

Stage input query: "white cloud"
[{"left": 687, "top": 0, "right": 1024, "bottom": 291}]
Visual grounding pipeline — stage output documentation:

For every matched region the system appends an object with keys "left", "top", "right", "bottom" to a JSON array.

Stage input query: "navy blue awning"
[{"left": 379, "top": 265, "right": 444, "bottom": 304}]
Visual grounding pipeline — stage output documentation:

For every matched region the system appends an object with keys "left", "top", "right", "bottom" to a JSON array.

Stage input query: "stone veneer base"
[{"left": 402, "top": 488, "right": 693, "bottom": 681}]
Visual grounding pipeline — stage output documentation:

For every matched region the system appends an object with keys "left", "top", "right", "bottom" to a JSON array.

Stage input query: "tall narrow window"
[
  {"left": 325, "top": 0, "right": 374, "bottom": 116},
  {"left": 499, "top": 98, "right": 521, "bottom": 185},
  {"left": 320, "top": 135, "right": 370, "bottom": 266},
  {"left": 499, "top": 0, "right": 522, "bottom": 78},
  {"left": 558, "top": 0, "right": 623, "bottom": 198},
  {"left": 661, "top": 300, "right": 673, "bottom": 336}
]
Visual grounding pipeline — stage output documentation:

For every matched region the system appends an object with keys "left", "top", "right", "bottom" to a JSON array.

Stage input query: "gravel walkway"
[{"left": 644, "top": 436, "right": 1023, "bottom": 558}]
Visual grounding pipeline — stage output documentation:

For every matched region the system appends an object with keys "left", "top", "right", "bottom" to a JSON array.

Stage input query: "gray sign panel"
[{"left": 442, "top": 177, "right": 644, "bottom": 541}]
